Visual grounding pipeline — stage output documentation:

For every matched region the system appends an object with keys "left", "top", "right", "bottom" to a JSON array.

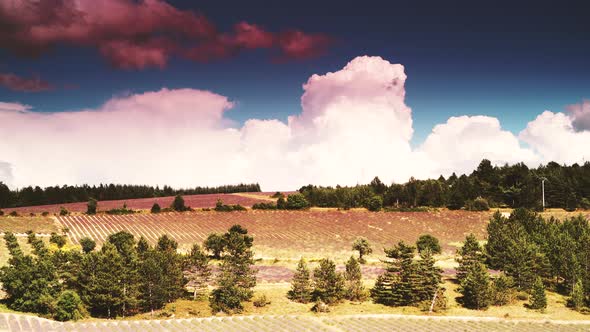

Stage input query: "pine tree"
[
  {"left": 417, "top": 248, "right": 442, "bottom": 303},
  {"left": 287, "top": 258, "right": 313, "bottom": 303},
  {"left": 371, "top": 241, "right": 415, "bottom": 306},
  {"left": 456, "top": 234, "right": 484, "bottom": 284},
  {"left": 312, "top": 258, "right": 345, "bottom": 304},
  {"left": 86, "top": 198, "right": 97, "bottom": 215},
  {"left": 528, "top": 277, "right": 547, "bottom": 311},
  {"left": 185, "top": 243, "right": 211, "bottom": 300},
  {"left": 569, "top": 279, "right": 585, "bottom": 311},
  {"left": 344, "top": 256, "right": 366, "bottom": 301},
  {"left": 210, "top": 225, "right": 257, "bottom": 314},
  {"left": 106, "top": 232, "right": 140, "bottom": 317},
  {"left": 459, "top": 261, "right": 491, "bottom": 310}
]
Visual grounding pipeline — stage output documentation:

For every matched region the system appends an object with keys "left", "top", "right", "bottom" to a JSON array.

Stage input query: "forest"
[
  {"left": 0, "top": 183, "right": 261, "bottom": 208},
  {"left": 299, "top": 159, "right": 590, "bottom": 211}
]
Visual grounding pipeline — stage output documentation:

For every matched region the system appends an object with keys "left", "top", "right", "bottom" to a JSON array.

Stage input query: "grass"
[{"left": 0, "top": 216, "right": 60, "bottom": 234}]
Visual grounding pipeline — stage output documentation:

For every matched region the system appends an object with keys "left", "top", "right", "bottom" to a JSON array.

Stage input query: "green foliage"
[
  {"left": 465, "top": 197, "right": 490, "bottom": 211},
  {"left": 86, "top": 198, "right": 97, "bottom": 215},
  {"left": 50, "top": 232, "right": 67, "bottom": 248},
  {"left": 9, "top": 210, "right": 18, "bottom": 217},
  {"left": 344, "top": 256, "right": 366, "bottom": 301},
  {"left": 204, "top": 233, "right": 225, "bottom": 259},
  {"left": 456, "top": 234, "right": 485, "bottom": 284},
  {"left": 185, "top": 244, "right": 211, "bottom": 300},
  {"left": 459, "top": 261, "right": 491, "bottom": 310},
  {"left": 214, "top": 199, "right": 246, "bottom": 212},
  {"left": 364, "top": 195, "right": 383, "bottom": 212},
  {"left": 171, "top": 195, "right": 189, "bottom": 212},
  {"left": 285, "top": 193, "right": 310, "bottom": 210},
  {"left": 54, "top": 290, "right": 86, "bottom": 321},
  {"left": 59, "top": 207, "right": 69, "bottom": 216},
  {"left": 528, "top": 277, "right": 547, "bottom": 310},
  {"left": 352, "top": 237, "right": 372, "bottom": 264},
  {"left": 253, "top": 295, "right": 270, "bottom": 307},
  {"left": 79, "top": 237, "right": 96, "bottom": 254},
  {"left": 287, "top": 258, "right": 313, "bottom": 303},
  {"left": 271, "top": 192, "right": 285, "bottom": 199},
  {"left": 209, "top": 225, "right": 257, "bottom": 314},
  {"left": 490, "top": 275, "right": 516, "bottom": 306},
  {"left": 568, "top": 280, "right": 585, "bottom": 311},
  {"left": 252, "top": 202, "right": 277, "bottom": 210},
  {"left": 312, "top": 258, "right": 345, "bottom": 305},
  {"left": 150, "top": 203, "right": 161, "bottom": 213},
  {"left": 105, "top": 205, "right": 136, "bottom": 215},
  {"left": 276, "top": 197, "right": 287, "bottom": 209},
  {"left": 416, "top": 234, "right": 441, "bottom": 255}
]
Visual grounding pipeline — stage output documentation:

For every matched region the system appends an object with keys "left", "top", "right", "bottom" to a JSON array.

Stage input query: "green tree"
[
  {"left": 417, "top": 248, "right": 442, "bottom": 304},
  {"left": 416, "top": 234, "right": 441, "bottom": 255},
  {"left": 185, "top": 243, "right": 211, "bottom": 300},
  {"left": 86, "top": 198, "right": 97, "bottom": 215},
  {"left": 59, "top": 207, "right": 70, "bottom": 216},
  {"left": 459, "top": 261, "right": 491, "bottom": 310},
  {"left": 171, "top": 195, "right": 188, "bottom": 212},
  {"left": 204, "top": 233, "right": 225, "bottom": 259},
  {"left": 364, "top": 195, "right": 383, "bottom": 212},
  {"left": 344, "top": 256, "right": 366, "bottom": 301},
  {"left": 50, "top": 232, "right": 67, "bottom": 249},
  {"left": 371, "top": 241, "right": 415, "bottom": 306},
  {"left": 568, "top": 279, "right": 585, "bottom": 311},
  {"left": 277, "top": 196, "right": 287, "bottom": 209},
  {"left": 285, "top": 193, "right": 310, "bottom": 210},
  {"left": 150, "top": 203, "right": 161, "bottom": 213},
  {"left": 456, "top": 234, "right": 484, "bottom": 284},
  {"left": 54, "top": 290, "right": 86, "bottom": 321},
  {"left": 287, "top": 258, "right": 313, "bottom": 303},
  {"left": 210, "top": 225, "right": 257, "bottom": 314},
  {"left": 528, "top": 277, "right": 547, "bottom": 311},
  {"left": 312, "top": 258, "right": 345, "bottom": 304},
  {"left": 352, "top": 237, "right": 372, "bottom": 264},
  {"left": 106, "top": 231, "right": 140, "bottom": 317},
  {"left": 79, "top": 237, "right": 96, "bottom": 254}
]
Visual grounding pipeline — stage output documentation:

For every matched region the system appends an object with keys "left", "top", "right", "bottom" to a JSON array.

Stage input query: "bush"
[
  {"left": 253, "top": 295, "right": 271, "bottom": 307},
  {"left": 151, "top": 203, "right": 161, "bottom": 213},
  {"left": 416, "top": 234, "right": 441, "bottom": 255},
  {"left": 252, "top": 202, "right": 277, "bottom": 210},
  {"left": 50, "top": 232, "right": 67, "bottom": 248},
  {"left": 0, "top": 210, "right": 4, "bottom": 216},
  {"left": 311, "top": 300, "right": 330, "bottom": 313},
  {"left": 79, "top": 237, "right": 96, "bottom": 253},
  {"left": 490, "top": 275, "right": 516, "bottom": 306},
  {"left": 86, "top": 198, "right": 97, "bottom": 215},
  {"left": 9, "top": 211, "right": 18, "bottom": 217},
  {"left": 54, "top": 291, "right": 86, "bottom": 321},
  {"left": 214, "top": 200, "right": 246, "bottom": 212},
  {"left": 364, "top": 195, "right": 383, "bottom": 212},
  {"left": 285, "top": 194, "right": 310, "bottom": 210},
  {"left": 105, "top": 206, "right": 136, "bottom": 215},
  {"left": 465, "top": 197, "right": 490, "bottom": 211},
  {"left": 59, "top": 207, "right": 70, "bottom": 216},
  {"left": 172, "top": 195, "right": 189, "bottom": 212},
  {"left": 41, "top": 211, "right": 49, "bottom": 217},
  {"left": 277, "top": 197, "right": 287, "bottom": 209}
]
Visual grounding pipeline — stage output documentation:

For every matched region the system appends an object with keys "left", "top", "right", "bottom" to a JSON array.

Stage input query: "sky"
[{"left": 0, "top": 0, "right": 589, "bottom": 190}]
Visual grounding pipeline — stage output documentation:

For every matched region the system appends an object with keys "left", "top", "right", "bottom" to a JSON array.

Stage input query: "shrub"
[
  {"left": 252, "top": 202, "right": 277, "bottom": 210},
  {"left": 29, "top": 213, "right": 35, "bottom": 217},
  {"left": 277, "top": 197, "right": 287, "bottom": 209},
  {"left": 105, "top": 206, "right": 136, "bottom": 215},
  {"left": 54, "top": 291, "right": 86, "bottom": 321},
  {"left": 41, "top": 211, "right": 49, "bottom": 216},
  {"left": 79, "top": 237, "right": 96, "bottom": 253},
  {"left": 171, "top": 194, "right": 189, "bottom": 212},
  {"left": 285, "top": 194, "right": 310, "bottom": 210},
  {"left": 151, "top": 203, "right": 161, "bottom": 213},
  {"left": 311, "top": 300, "right": 329, "bottom": 313},
  {"left": 490, "top": 275, "right": 516, "bottom": 306},
  {"left": 253, "top": 295, "right": 271, "bottom": 307},
  {"left": 50, "top": 232, "right": 67, "bottom": 248},
  {"left": 86, "top": 198, "right": 97, "bottom": 215},
  {"left": 416, "top": 234, "right": 442, "bottom": 255},
  {"left": 465, "top": 197, "right": 490, "bottom": 211},
  {"left": 59, "top": 207, "right": 70, "bottom": 216},
  {"left": 214, "top": 200, "right": 246, "bottom": 212},
  {"left": 9, "top": 211, "right": 18, "bottom": 217},
  {"left": 0, "top": 210, "right": 4, "bottom": 216},
  {"left": 364, "top": 195, "right": 383, "bottom": 212}
]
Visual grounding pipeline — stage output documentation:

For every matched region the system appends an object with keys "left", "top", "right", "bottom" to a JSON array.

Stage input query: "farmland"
[
  {"left": 1, "top": 192, "right": 271, "bottom": 214},
  {"left": 56, "top": 210, "right": 490, "bottom": 259}
]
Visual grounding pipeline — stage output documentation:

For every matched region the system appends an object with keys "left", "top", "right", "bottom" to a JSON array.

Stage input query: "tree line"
[
  {"left": 299, "top": 159, "right": 590, "bottom": 211},
  {"left": 0, "top": 225, "right": 256, "bottom": 320},
  {"left": 0, "top": 183, "right": 261, "bottom": 209}
]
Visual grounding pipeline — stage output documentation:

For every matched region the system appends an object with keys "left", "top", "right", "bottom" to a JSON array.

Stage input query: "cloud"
[
  {"left": 0, "top": 161, "right": 13, "bottom": 186},
  {"left": 519, "top": 111, "right": 590, "bottom": 164},
  {"left": 0, "top": 55, "right": 586, "bottom": 190},
  {"left": 0, "top": 72, "right": 52, "bottom": 92},
  {"left": 0, "top": 0, "right": 331, "bottom": 69},
  {"left": 419, "top": 116, "right": 539, "bottom": 177},
  {"left": 566, "top": 100, "right": 590, "bottom": 132}
]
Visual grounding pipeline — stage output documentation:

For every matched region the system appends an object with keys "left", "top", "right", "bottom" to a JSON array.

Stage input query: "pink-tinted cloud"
[
  {"left": 0, "top": 0, "right": 331, "bottom": 69},
  {"left": 566, "top": 100, "right": 590, "bottom": 132},
  {"left": 0, "top": 72, "right": 53, "bottom": 92}
]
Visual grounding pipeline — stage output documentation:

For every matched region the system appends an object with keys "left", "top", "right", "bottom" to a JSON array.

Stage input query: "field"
[
  {"left": 56, "top": 210, "right": 491, "bottom": 260},
  {"left": 1, "top": 192, "right": 272, "bottom": 214}
]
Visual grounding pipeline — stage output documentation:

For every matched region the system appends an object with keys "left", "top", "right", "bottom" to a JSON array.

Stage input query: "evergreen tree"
[
  {"left": 50, "top": 232, "right": 67, "bottom": 248},
  {"left": 569, "top": 279, "right": 585, "bottom": 311},
  {"left": 417, "top": 248, "right": 442, "bottom": 303},
  {"left": 185, "top": 243, "right": 211, "bottom": 300},
  {"left": 459, "top": 261, "right": 491, "bottom": 310},
  {"left": 287, "top": 258, "right": 313, "bottom": 303},
  {"left": 312, "top": 258, "right": 345, "bottom": 304},
  {"left": 416, "top": 234, "right": 441, "bottom": 255},
  {"left": 107, "top": 231, "right": 140, "bottom": 316},
  {"left": 352, "top": 237, "right": 372, "bottom": 264},
  {"left": 54, "top": 290, "right": 86, "bottom": 321},
  {"left": 204, "top": 233, "right": 225, "bottom": 259},
  {"left": 456, "top": 234, "right": 484, "bottom": 283},
  {"left": 171, "top": 194, "right": 188, "bottom": 212},
  {"left": 79, "top": 237, "right": 96, "bottom": 254},
  {"left": 371, "top": 241, "right": 414, "bottom": 306},
  {"left": 210, "top": 225, "right": 256, "bottom": 314},
  {"left": 86, "top": 198, "right": 97, "bottom": 215},
  {"left": 150, "top": 203, "right": 161, "bottom": 213},
  {"left": 344, "top": 256, "right": 365, "bottom": 301},
  {"left": 528, "top": 277, "right": 547, "bottom": 311}
]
